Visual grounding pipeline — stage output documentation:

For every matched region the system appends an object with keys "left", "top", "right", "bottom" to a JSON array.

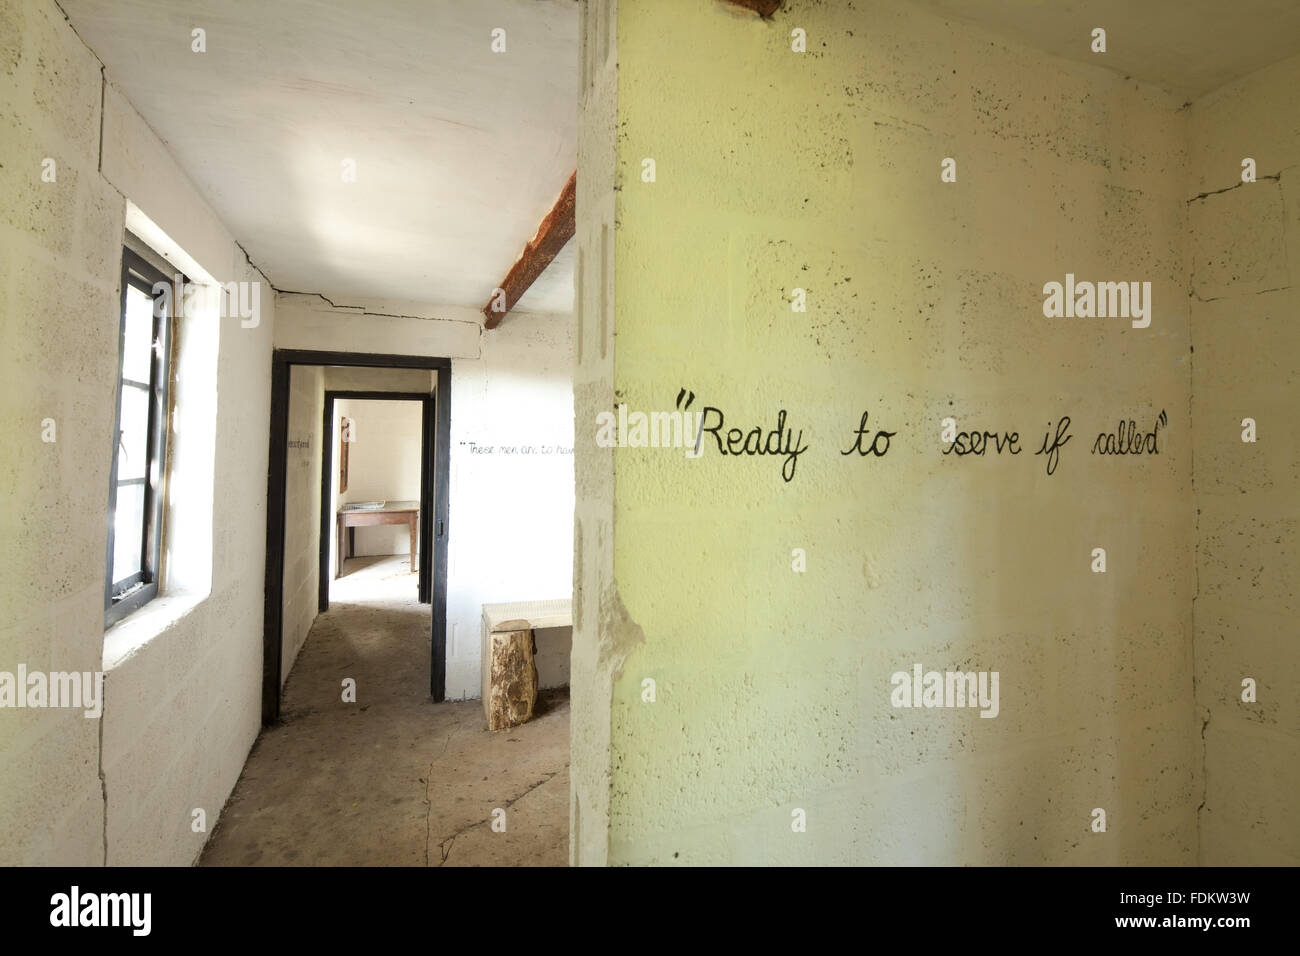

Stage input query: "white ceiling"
[
  {"left": 61, "top": 0, "right": 578, "bottom": 313},
  {"left": 907, "top": 0, "right": 1300, "bottom": 100}
]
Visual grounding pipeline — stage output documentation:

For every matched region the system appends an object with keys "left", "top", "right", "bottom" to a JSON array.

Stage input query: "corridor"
[{"left": 199, "top": 556, "right": 569, "bottom": 866}]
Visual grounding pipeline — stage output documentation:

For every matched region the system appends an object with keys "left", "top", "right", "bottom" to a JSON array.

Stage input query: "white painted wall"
[
  {"left": 282, "top": 366, "right": 323, "bottom": 685},
  {"left": 444, "top": 314, "right": 575, "bottom": 699},
  {"left": 534, "top": 626, "right": 571, "bottom": 690},
  {"left": 273, "top": 293, "right": 480, "bottom": 358},
  {"left": 336, "top": 398, "right": 423, "bottom": 558},
  {"left": 275, "top": 294, "right": 575, "bottom": 700},
  {"left": 0, "top": 0, "right": 273, "bottom": 865}
]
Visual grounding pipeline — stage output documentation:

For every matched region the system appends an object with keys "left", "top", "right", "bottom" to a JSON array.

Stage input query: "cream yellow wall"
[
  {"left": 586, "top": 0, "right": 1198, "bottom": 865},
  {"left": 1187, "top": 51, "right": 1300, "bottom": 866},
  {"left": 571, "top": 0, "right": 620, "bottom": 867}
]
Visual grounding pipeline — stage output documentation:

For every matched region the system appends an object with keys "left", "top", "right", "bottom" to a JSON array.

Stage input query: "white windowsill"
[{"left": 103, "top": 590, "right": 207, "bottom": 672}]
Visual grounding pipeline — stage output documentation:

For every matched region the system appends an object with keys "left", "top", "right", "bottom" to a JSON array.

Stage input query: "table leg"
[
  {"left": 409, "top": 515, "right": 417, "bottom": 573},
  {"left": 348, "top": 527, "right": 355, "bottom": 561}
]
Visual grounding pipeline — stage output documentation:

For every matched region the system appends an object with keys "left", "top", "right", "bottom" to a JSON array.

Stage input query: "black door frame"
[
  {"left": 319, "top": 390, "right": 434, "bottom": 610},
  {"left": 263, "top": 350, "right": 451, "bottom": 725}
]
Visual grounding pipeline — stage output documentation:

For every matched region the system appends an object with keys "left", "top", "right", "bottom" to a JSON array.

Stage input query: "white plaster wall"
[
  {"left": 282, "top": 365, "right": 323, "bottom": 685},
  {"left": 274, "top": 293, "right": 575, "bottom": 702},
  {"left": 0, "top": 0, "right": 120, "bottom": 865},
  {"left": 445, "top": 313, "right": 576, "bottom": 698},
  {"left": 336, "top": 398, "right": 423, "bottom": 558},
  {"left": 534, "top": 626, "right": 572, "bottom": 690},
  {"left": 0, "top": 0, "right": 273, "bottom": 865},
  {"left": 274, "top": 293, "right": 480, "bottom": 359}
]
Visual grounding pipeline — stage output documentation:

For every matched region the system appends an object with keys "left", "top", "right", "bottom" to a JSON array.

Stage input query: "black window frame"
[{"left": 105, "top": 246, "right": 176, "bottom": 627}]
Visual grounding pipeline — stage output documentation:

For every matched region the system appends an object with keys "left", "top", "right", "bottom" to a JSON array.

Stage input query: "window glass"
[
  {"left": 122, "top": 284, "right": 155, "bottom": 383},
  {"left": 111, "top": 483, "right": 145, "bottom": 583},
  {"left": 116, "top": 384, "right": 150, "bottom": 482},
  {"left": 108, "top": 244, "right": 178, "bottom": 624}
]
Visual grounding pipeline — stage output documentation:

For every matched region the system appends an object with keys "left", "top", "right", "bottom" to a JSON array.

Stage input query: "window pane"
[
  {"left": 116, "top": 384, "right": 150, "bottom": 482},
  {"left": 122, "top": 284, "right": 157, "bottom": 383},
  {"left": 111, "top": 482, "right": 145, "bottom": 585}
]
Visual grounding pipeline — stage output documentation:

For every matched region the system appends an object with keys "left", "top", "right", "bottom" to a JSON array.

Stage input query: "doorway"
[
  {"left": 320, "top": 391, "right": 432, "bottom": 607},
  {"left": 263, "top": 350, "right": 451, "bottom": 725}
]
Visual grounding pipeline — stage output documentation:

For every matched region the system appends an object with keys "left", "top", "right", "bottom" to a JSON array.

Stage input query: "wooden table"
[{"left": 337, "top": 500, "right": 419, "bottom": 577}]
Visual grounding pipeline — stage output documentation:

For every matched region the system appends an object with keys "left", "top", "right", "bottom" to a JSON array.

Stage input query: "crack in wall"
[
  {"left": 1185, "top": 166, "right": 1293, "bottom": 861},
  {"left": 872, "top": 117, "right": 933, "bottom": 134},
  {"left": 1185, "top": 171, "right": 1281, "bottom": 205},
  {"left": 96, "top": 59, "right": 110, "bottom": 868},
  {"left": 1193, "top": 703, "right": 1212, "bottom": 864},
  {"left": 1279, "top": 173, "right": 1293, "bottom": 288},
  {"left": 97, "top": 675, "right": 107, "bottom": 866},
  {"left": 1186, "top": 228, "right": 1201, "bottom": 857},
  {"left": 275, "top": 290, "right": 486, "bottom": 328},
  {"left": 97, "top": 65, "right": 105, "bottom": 174},
  {"left": 1191, "top": 284, "right": 1293, "bottom": 304},
  {"left": 236, "top": 241, "right": 276, "bottom": 288},
  {"left": 55, "top": 2, "right": 115, "bottom": 865}
]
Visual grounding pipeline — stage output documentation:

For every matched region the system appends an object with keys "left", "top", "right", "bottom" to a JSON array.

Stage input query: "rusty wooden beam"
[{"left": 483, "top": 171, "right": 576, "bottom": 329}]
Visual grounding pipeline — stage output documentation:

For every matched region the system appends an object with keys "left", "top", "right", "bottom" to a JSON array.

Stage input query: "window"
[{"left": 105, "top": 245, "right": 176, "bottom": 626}]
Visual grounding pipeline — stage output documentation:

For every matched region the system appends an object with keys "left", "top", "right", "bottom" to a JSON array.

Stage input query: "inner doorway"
[{"left": 321, "top": 392, "right": 431, "bottom": 607}]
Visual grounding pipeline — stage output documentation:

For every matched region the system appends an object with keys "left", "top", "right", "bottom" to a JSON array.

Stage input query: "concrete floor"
[{"left": 200, "top": 554, "right": 570, "bottom": 866}]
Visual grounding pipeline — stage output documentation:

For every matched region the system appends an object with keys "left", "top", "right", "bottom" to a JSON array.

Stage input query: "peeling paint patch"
[{"left": 598, "top": 586, "right": 646, "bottom": 683}]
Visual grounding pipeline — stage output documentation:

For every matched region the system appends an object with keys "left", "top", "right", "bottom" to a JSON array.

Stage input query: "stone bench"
[{"left": 481, "top": 599, "right": 571, "bottom": 731}]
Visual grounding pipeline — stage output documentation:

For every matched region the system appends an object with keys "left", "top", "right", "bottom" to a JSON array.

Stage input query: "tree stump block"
[{"left": 486, "top": 620, "right": 538, "bottom": 731}]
